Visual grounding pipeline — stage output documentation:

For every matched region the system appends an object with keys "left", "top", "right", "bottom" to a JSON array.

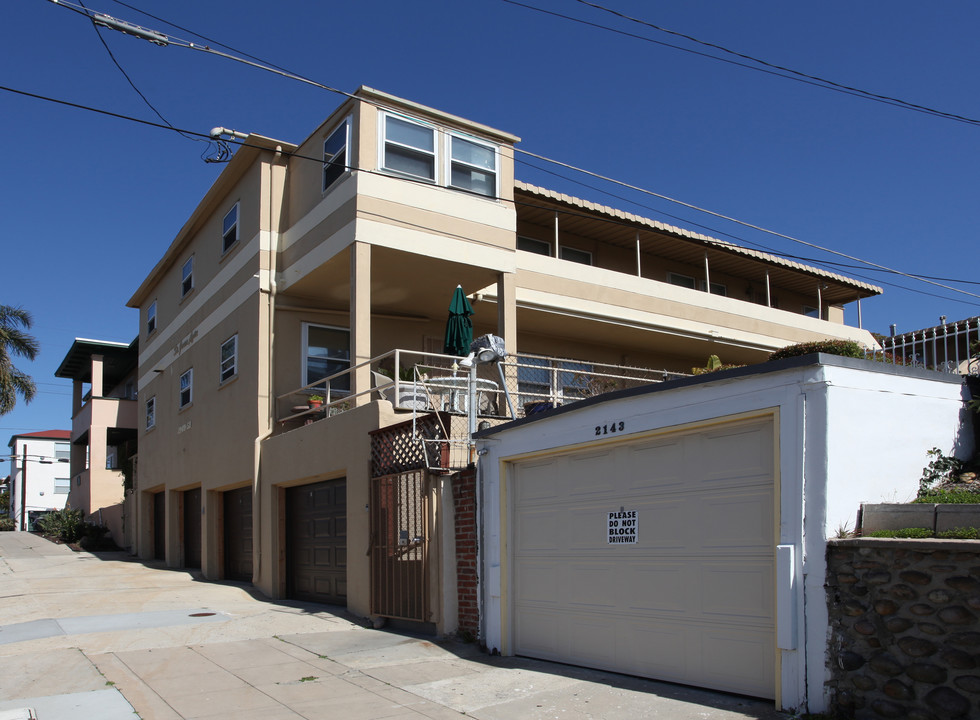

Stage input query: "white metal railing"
[
  {"left": 870, "top": 317, "right": 980, "bottom": 375},
  {"left": 275, "top": 349, "right": 686, "bottom": 427}
]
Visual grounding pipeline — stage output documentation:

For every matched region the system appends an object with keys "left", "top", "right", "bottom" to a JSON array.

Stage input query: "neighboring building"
[
  {"left": 125, "top": 87, "right": 881, "bottom": 636},
  {"left": 55, "top": 338, "right": 139, "bottom": 549},
  {"left": 6, "top": 430, "right": 72, "bottom": 531},
  {"left": 475, "top": 354, "right": 968, "bottom": 711}
]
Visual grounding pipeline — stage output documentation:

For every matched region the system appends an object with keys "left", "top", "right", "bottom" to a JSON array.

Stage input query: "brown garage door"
[
  {"left": 153, "top": 491, "right": 165, "bottom": 561},
  {"left": 183, "top": 487, "right": 202, "bottom": 569},
  {"left": 224, "top": 486, "right": 253, "bottom": 582},
  {"left": 286, "top": 478, "right": 347, "bottom": 605}
]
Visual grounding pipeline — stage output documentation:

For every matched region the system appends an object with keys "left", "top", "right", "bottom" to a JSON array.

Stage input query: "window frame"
[
  {"left": 145, "top": 396, "right": 156, "bottom": 429},
  {"left": 447, "top": 131, "right": 498, "bottom": 198},
  {"left": 222, "top": 203, "right": 240, "bottom": 254},
  {"left": 54, "top": 477, "right": 71, "bottom": 495},
  {"left": 803, "top": 305, "right": 821, "bottom": 319},
  {"left": 322, "top": 118, "right": 351, "bottom": 192},
  {"left": 302, "top": 322, "right": 351, "bottom": 394},
  {"left": 146, "top": 300, "right": 157, "bottom": 335},
  {"left": 220, "top": 335, "right": 238, "bottom": 384},
  {"left": 380, "top": 112, "right": 437, "bottom": 183},
  {"left": 178, "top": 369, "right": 193, "bottom": 410},
  {"left": 667, "top": 272, "right": 697, "bottom": 290},
  {"left": 181, "top": 256, "right": 194, "bottom": 298}
]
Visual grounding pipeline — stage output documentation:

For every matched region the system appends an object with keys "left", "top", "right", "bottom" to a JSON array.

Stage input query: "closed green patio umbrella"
[{"left": 443, "top": 285, "right": 474, "bottom": 357}]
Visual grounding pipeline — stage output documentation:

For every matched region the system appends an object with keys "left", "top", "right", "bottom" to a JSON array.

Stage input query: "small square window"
[
  {"left": 323, "top": 119, "right": 350, "bottom": 191},
  {"left": 181, "top": 257, "right": 194, "bottom": 297},
  {"left": 220, "top": 335, "right": 238, "bottom": 383},
  {"left": 54, "top": 477, "right": 70, "bottom": 494},
  {"left": 560, "top": 246, "right": 592, "bottom": 265},
  {"left": 179, "top": 369, "right": 193, "bottom": 409},
  {"left": 146, "top": 396, "right": 156, "bottom": 429},
  {"left": 222, "top": 203, "right": 239, "bottom": 253},
  {"left": 383, "top": 115, "right": 435, "bottom": 181},
  {"left": 147, "top": 301, "right": 157, "bottom": 335}
]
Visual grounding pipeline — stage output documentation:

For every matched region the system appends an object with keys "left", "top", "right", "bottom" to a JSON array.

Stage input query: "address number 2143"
[{"left": 595, "top": 421, "right": 625, "bottom": 436}]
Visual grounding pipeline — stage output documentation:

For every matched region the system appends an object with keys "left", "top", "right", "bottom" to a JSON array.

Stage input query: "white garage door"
[{"left": 511, "top": 416, "right": 775, "bottom": 698}]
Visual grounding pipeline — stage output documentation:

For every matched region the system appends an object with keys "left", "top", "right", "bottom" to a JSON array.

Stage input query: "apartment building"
[
  {"left": 6, "top": 430, "right": 71, "bottom": 531},
  {"left": 126, "top": 87, "right": 880, "bottom": 634},
  {"left": 55, "top": 337, "right": 139, "bottom": 548}
]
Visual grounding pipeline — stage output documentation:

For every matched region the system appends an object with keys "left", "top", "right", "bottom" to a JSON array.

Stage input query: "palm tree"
[{"left": 0, "top": 305, "right": 39, "bottom": 415}]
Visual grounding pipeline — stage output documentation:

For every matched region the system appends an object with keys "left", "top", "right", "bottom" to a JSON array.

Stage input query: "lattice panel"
[{"left": 370, "top": 413, "right": 448, "bottom": 478}]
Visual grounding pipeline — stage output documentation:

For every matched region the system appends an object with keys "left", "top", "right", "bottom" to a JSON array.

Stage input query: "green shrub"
[
  {"left": 936, "top": 527, "right": 980, "bottom": 539},
  {"left": 866, "top": 527, "right": 934, "bottom": 538},
  {"left": 34, "top": 508, "right": 85, "bottom": 543},
  {"left": 914, "top": 490, "right": 980, "bottom": 504},
  {"left": 769, "top": 340, "right": 865, "bottom": 362},
  {"left": 0, "top": 517, "right": 14, "bottom": 532}
]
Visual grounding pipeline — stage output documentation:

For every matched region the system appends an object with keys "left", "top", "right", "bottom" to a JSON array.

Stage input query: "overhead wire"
[
  {"left": 501, "top": 0, "right": 980, "bottom": 127},
  {"left": 32, "top": 0, "right": 980, "bottom": 306}
]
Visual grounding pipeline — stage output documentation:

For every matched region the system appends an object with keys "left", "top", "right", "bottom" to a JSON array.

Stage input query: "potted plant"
[{"left": 308, "top": 394, "right": 324, "bottom": 409}]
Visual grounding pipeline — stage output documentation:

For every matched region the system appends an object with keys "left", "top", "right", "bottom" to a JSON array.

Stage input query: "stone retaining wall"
[{"left": 826, "top": 538, "right": 980, "bottom": 719}]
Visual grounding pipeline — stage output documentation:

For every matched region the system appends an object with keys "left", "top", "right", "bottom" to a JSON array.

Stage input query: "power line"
[
  {"left": 24, "top": 2, "right": 980, "bottom": 305},
  {"left": 500, "top": 0, "right": 980, "bottom": 127}
]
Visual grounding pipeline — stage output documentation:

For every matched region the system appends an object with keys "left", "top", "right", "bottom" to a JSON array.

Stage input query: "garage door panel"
[
  {"left": 515, "top": 509, "right": 564, "bottom": 551},
  {"left": 699, "top": 424, "right": 772, "bottom": 483},
  {"left": 515, "top": 459, "right": 562, "bottom": 502},
  {"left": 700, "top": 562, "right": 774, "bottom": 620},
  {"left": 626, "top": 440, "right": 685, "bottom": 490},
  {"left": 511, "top": 416, "right": 775, "bottom": 699},
  {"left": 515, "top": 561, "right": 559, "bottom": 603},
  {"left": 566, "top": 562, "right": 617, "bottom": 609},
  {"left": 699, "top": 490, "right": 773, "bottom": 550},
  {"left": 567, "top": 450, "right": 618, "bottom": 496},
  {"left": 700, "top": 628, "right": 775, "bottom": 697},
  {"left": 626, "top": 563, "right": 689, "bottom": 613}
]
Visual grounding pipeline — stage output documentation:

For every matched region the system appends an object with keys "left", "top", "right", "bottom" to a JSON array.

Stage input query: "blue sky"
[{"left": 3, "top": 0, "right": 980, "bottom": 436}]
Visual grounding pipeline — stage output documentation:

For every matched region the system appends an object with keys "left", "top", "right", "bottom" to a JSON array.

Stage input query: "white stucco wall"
[
  {"left": 7, "top": 437, "right": 71, "bottom": 528},
  {"left": 476, "top": 355, "right": 967, "bottom": 713}
]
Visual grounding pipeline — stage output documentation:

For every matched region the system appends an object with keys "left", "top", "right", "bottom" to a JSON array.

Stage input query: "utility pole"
[{"left": 20, "top": 446, "right": 27, "bottom": 532}]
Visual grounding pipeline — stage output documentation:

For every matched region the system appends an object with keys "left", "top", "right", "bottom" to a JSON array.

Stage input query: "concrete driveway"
[{"left": 0, "top": 532, "right": 788, "bottom": 720}]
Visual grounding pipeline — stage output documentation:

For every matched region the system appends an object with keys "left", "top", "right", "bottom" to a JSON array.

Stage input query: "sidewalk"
[{"left": 0, "top": 532, "right": 787, "bottom": 720}]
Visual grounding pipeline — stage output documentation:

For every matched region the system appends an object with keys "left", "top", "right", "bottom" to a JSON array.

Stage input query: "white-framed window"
[
  {"left": 146, "top": 396, "right": 156, "bottom": 429},
  {"left": 178, "top": 369, "right": 193, "bottom": 409},
  {"left": 517, "top": 236, "right": 551, "bottom": 256},
  {"left": 220, "top": 335, "right": 238, "bottom": 383},
  {"left": 181, "top": 256, "right": 194, "bottom": 297},
  {"left": 54, "top": 477, "right": 70, "bottom": 494},
  {"left": 55, "top": 442, "right": 70, "bottom": 461},
  {"left": 381, "top": 113, "right": 436, "bottom": 182},
  {"left": 303, "top": 323, "right": 351, "bottom": 394},
  {"left": 222, "top": 203, "right": 239, "bottom": 253},
  {"left": 448, "top": 133, "right": 497, "bottom": 197},
  {"left": 560, "top": 246, "right": 593, "bottom": 265},
  {"left": 322, "top": 119, "right": 350, "bottom": 191},
  {"left": 146, "top": 300, "right": 157, "bottom": 335}
]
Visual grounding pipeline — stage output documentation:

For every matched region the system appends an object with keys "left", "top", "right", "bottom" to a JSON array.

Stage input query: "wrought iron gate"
[{"left": 370, "top": 469, "right": 429, "bottom": 621}]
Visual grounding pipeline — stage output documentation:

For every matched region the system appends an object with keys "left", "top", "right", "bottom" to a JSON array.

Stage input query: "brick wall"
[
  {"left": 453, "top": 467, "right": 478, "bottom": 638},
  {"left": 826, "top": 538, "right": 980, "bottom": 719}
]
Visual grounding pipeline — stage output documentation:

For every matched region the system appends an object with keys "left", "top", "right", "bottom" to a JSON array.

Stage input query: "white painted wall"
[
  {"left": 476, "top": 355, "right": 967, "bottom": 713},
  {"left": 7, "top": 436, "right": 72, "bottom": 529}
]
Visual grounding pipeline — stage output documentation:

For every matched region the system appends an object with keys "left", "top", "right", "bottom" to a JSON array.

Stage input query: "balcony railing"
[
  {"left": 276, "top": 349, "right": 687, "bottom": 429},
  {"left": 868, "top": 317, "right": 980, "bottom": 375}
]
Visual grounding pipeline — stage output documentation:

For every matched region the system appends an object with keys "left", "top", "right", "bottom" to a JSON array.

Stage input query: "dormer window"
[
  {"left": 382, "top": 114, "right": 436, "bottom": 181},
  {"left": 449, "top": 134, "right": 497, "bottom": 197},
  {"left": 322, "top": 119, "right": 350, "bottom": 191}
]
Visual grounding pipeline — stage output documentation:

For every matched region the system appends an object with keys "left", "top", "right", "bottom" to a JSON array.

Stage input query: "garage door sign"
[{"left": 607, "top": 508, "right": 637, "bottom": 544}]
